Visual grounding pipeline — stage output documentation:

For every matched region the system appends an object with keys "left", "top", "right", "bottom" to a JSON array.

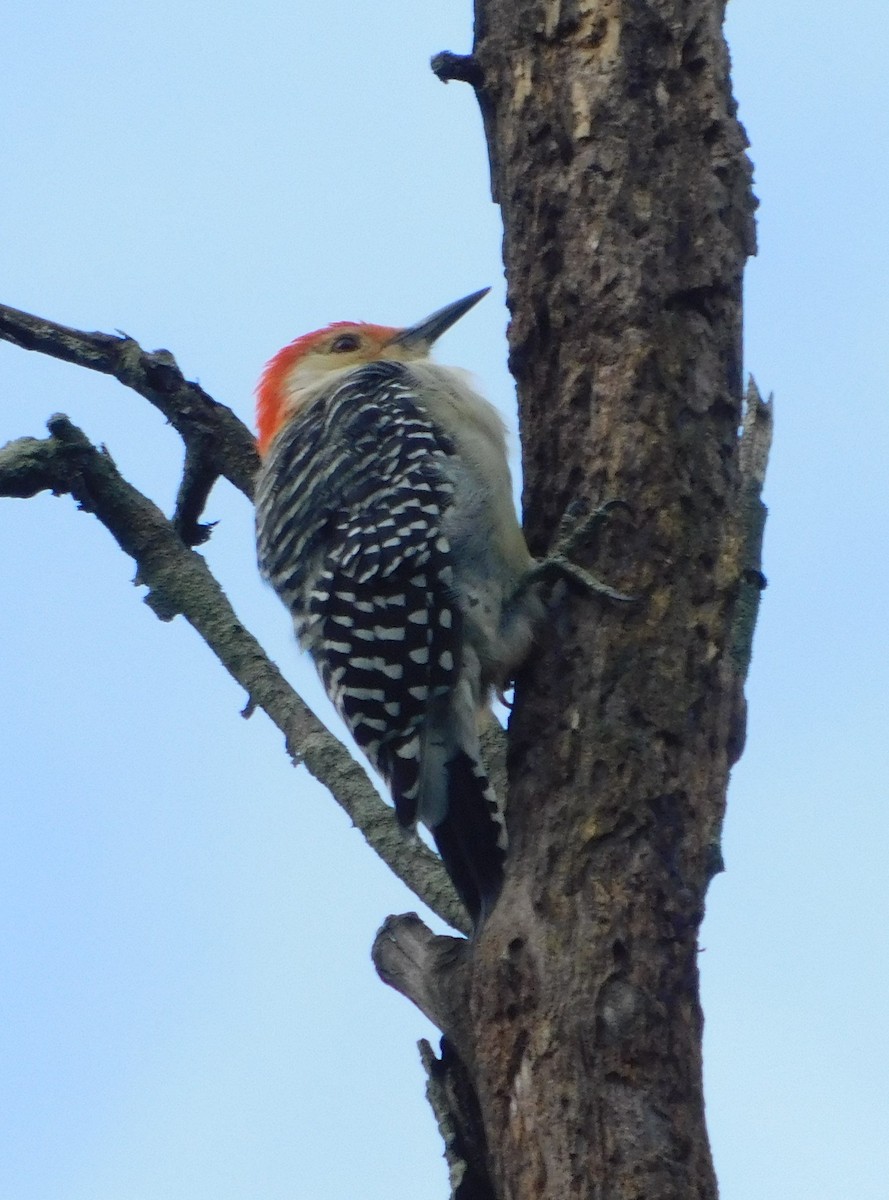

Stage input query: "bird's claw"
[
  {"left": 527, "top": 555, "right": 638, "bottom": 604},
  {"left": 540, "top": 497, "right": 638, "bottom": 603},
  {"left": 555, "top": 497, "right": 634, "bottom": 559}
]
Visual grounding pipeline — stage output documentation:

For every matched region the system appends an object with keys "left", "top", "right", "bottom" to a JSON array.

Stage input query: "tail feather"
[{"left": 431, "top": 751, "right": 506, "bottom": 925}]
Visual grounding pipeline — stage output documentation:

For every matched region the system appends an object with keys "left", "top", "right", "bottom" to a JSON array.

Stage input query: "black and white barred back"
[{"left": 255, "top": 361, "right": 505, "bottom": 921}]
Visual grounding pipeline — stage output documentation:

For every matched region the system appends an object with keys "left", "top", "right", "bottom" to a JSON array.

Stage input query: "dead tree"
[{"left": 1, "top": 2, "right": 766, "bottom": 1197}]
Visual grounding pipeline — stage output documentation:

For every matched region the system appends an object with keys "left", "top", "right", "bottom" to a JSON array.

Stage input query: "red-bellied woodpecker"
[{"left": 254, "top": 289, "right": 542, "bottom": 924}]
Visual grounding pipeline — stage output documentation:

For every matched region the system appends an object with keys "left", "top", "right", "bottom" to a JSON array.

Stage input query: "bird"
[{"left": 254, "top": 289, "right": 543, "bottom": 924}]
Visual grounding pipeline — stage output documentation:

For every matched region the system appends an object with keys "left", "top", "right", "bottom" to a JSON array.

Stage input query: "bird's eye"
[{"left": 330, "top": 333, "right": 361, "bottom": 353}]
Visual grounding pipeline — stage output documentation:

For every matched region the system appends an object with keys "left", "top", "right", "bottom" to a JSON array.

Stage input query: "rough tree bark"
[
  {"left": 1, "top": 2, "right": 766, "bottom": 1198},
  {"left": 376, "top": 3, "right": 762, "bottom": 1199}
]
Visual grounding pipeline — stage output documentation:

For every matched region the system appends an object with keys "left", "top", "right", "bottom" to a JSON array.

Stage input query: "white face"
[{"left": 283, "top": 326, "right": 427, "bottom": 415}]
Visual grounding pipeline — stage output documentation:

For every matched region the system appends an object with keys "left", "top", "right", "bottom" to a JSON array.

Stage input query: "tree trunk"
[{"left": 379, "top": 3, "right": 760, "bottom": 1197}]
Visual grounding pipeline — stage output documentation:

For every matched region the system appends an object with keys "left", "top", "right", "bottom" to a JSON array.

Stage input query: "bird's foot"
[
  {"left": 554, "top": 497, "right": 632, "bottom": 559},
  {"left": 521, "top": 554, "right": 637, "bottom": 604},
  {"left": 533, "top": 498, "right": 637, "bottom": 604}
]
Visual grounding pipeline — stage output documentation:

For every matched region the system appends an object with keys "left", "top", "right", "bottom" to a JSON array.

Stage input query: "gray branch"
[
  {"left": 372, "top": 913, "right": 470, "bottom": 1042},
  {"left": 0, "top": 416, "right": 469, "bottom": 933},
  {"left": 430, "top": 52, "right": 483, "bottom": 87},
  {"left": 0, "top": 302, "right": 258, "bottom": 542}
]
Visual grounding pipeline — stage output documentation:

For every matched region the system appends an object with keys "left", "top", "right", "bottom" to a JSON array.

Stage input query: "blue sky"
[{"left": 2, "top": 3, "right": 887, "bottom": 1198}]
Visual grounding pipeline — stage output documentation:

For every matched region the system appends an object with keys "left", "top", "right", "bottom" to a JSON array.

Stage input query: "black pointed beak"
[{"left": 387, "top": 287, "right": 490, "bottom": 351}]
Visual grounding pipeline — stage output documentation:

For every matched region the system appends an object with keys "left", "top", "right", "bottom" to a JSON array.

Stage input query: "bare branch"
[
  {"left": 0, "top": 417, "right": 469, "bottom": 933},
  {"left": 430, "top": 52, "right": 483, "bottom": 87},
  {"left": 172, "top": 437, "right": 222, "bottom": 547},
  {"left": 372, "top": 913, "right": 470, "bottom": 1042},
  {"left": 0, "top": 302, "right": 259, "bottom": 540}
]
